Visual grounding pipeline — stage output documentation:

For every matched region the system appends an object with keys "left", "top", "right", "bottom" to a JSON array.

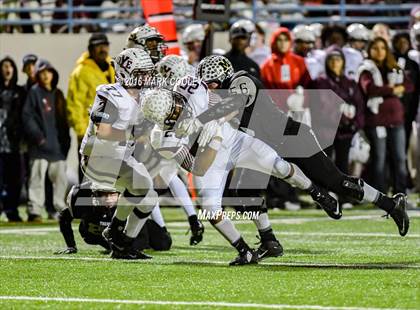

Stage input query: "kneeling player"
[{"left": 55, "top": 183, "right": 172, "bottom": 255}]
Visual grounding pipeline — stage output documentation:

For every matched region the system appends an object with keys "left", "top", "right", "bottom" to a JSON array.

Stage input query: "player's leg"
[
  {"left": 287, "top": 126, "right": 409, "bottom": 236},
  {"left": 168, "top": 175, "right": 204, "bottom": 245},
  {"left": 237, "top": 135, "right": 341, "bottom": 220},
  {"left": 194, "top": 167, "right": 258, "bottom": 266},
  {"left": 96, "top": 156, "right": 156, "bottom": 259}
]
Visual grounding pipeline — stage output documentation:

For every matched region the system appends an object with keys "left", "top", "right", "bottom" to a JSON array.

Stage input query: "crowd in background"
[
  {"left": 0, "top": 6, "right": 420, "bottom": 222},
  {"left": 0, "top": 0, "right": 417, "bottom": 34}
]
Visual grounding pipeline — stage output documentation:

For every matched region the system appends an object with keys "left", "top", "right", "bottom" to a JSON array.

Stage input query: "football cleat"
[
  {"left": 190, "top": 221, "right": 205, "bottom": 246},
  {"left": 309, "top": 184, "right": 342, "bottom": 220},
  {"left": 256, "top": 239, "right": 284, "bottom": 261},
  {"left": 54, "top": 247, "right": 78, "bottom": 255},
  {"left": 229, "top": 249, "right": 258, "bottom": 266},
  {"left": 102, "top": 226, "right": 128, "bottom": 252},
  {"left": 111, "top": 248, "right": 152, "bottom": 260},
  {"left": 386, "top": 193, "right": 410, "bottom": 236}
]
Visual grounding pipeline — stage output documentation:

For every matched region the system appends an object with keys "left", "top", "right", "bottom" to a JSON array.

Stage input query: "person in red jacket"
[
  {"left": 261, "top": 27, "right": 312, "bottom": 90},
  {"left": 260, "top": 27, "right": 312, "bottom": 210},
  {"left": 358, "top": 37, "right": 414, "bottom": 194}
]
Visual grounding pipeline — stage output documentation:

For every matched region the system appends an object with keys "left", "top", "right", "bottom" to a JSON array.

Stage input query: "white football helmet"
[
  {"left": 197, "top": 55, "right": 234, "bottom": 85},
  {"left": 182, "top": 24, "right": 205, "bottom": 44},
  {"left": 229, "top": 19, "right": 255, "bottom": 39},
  {"left": 113, "top": 48, "right": 155, "bottom": 88},
  {"left": 309, "top": 23, "right": 323, "bottom": 38},
  {"left": 126, "top": 24, "right": 167, "bottom": 63},
  {"left": 292, "top": 25, "right": 316, "bottom": 42},
  {"left": 157, "top": 55, "right": 189, "bottom": 81},
  {"left": 142, "top": 89, "right": 187, "bottom": 129},
  {"left": 347, "top": 23, "right": 371, "bottom": 41}
]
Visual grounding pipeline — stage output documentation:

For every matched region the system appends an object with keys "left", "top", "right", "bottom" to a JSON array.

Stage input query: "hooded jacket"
[
  {"left": 67, "top": 51, "right": 115, "bottom": 140},
  {"left": 22, "top": 59, "right": 70, "bottom": 161},
  {"left": 260, "top": 27, "right": 311, "bottom": 90},
  {"left": 0, "top": 57, "right": 26, "bottom": 153},
  {"left": 311, "top": 48, "right": 365, "bottom": 141}
]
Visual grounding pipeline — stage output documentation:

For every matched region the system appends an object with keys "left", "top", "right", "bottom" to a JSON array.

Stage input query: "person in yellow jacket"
[{"left": 67, "top": 33, "right": 115, "bottom": 142}]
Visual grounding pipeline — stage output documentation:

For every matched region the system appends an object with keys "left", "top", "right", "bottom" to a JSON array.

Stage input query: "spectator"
[
  {"left": 343, "top": 24, "right": 369, "bottom": 81},
  {"left": 22, "top": 54, "right": 38, "bottom": 92},
  {"left": 225, "top": 20, "right": 261, "bottom": 80},
  {"left": 22, "top": 53, "right": 57, "bottom": 220},
  {"left": 372, "top": 23, "right": 392, "bottom": 46},
  {"left": 261, "top": 27, "right": 312, "bottom": 91},
  {"left": 409, "top": 22, "right": 420, "bottom": 65},
  {"left": 67, "top": 33, "right": 115, "bottom": 180},
  {"left": 22, "top": 59, "right": 70, "bottom": 222},
  {"left": 292, "top": 24, "right": 326, "bottom": 80},
  {"left": 247, "top": 23, "right": 271, "bottom": 66},
  {"left": 311, "top": 48, "right": 365, "bottom": 176},
  {"left": 392, "top": 32, "right": 420, "bottom": 147},
  {"left": 321, "top": 24, "right": 348, "bottom": 49},
  {"left": 0, "top": 56, "right": 25, "bottom": 222},
  {"left": 357, "top": 37, "right": 413, "bottom": 194},
  {"left": 181, "top": 24, "right": 205, "bottom": 67},
  {"left": 260, "top": 26, "right": 312, "bottom": 211}
]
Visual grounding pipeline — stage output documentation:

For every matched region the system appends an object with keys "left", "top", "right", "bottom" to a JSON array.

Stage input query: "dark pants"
[
  {"left": 133, "top": 220, "right": 172, "bottom": 251},
  {"left": 0, "top": 153, "right": 23, "bottom": 219},
  {"left": 366, "top": 125, "right": 407, "bottom": 194},
  {"left": 324, "top": 137, "right": 353, "bottom": 175}
]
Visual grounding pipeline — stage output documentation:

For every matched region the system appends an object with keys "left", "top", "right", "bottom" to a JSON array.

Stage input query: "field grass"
[{"left": 0, "top": 207, "right": 419, "bottom": 309}]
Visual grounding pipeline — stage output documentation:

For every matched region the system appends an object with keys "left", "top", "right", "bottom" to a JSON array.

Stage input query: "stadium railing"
[{"left": 0, "top": 1, "right": 418, "bottom": 32}]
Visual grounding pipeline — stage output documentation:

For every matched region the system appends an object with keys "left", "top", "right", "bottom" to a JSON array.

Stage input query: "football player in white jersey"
[
  {"left": 141, "top": 79, "right": 339, "bottom": 266},
  {"left": 126, "top": 24, "right": 167, "bottom": 64},
  {"left": 80, "top": 48, "right": 159, "bottom": 259},
  {"left": 181, "top": 55, "right": 409, "bottom": 237}
]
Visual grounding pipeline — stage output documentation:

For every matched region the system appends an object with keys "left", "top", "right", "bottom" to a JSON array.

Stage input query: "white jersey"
[
  {"left": 408, "top": 49, "right": 420, "bottom": 65},
  {"left": 80, "top": 83, "right": 141, "bottom": 160},
  {"left": 343, "top": 46, "right": 364, "bottom": 80},
  {"left": 305, "top": 49, "right": 326, "bottom": 80},
  {"left": 174, "top": 75, "right": 237, "bottom": 148}
]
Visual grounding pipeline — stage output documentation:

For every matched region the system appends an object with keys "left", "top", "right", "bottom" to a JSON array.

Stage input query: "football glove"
[
  {"left": 175, "top": 118, "right": 202, "bottom": 137},
  {"left": 197, "top": 120, "right": 223, "bottom": 147},
  {"left": 54, "top": 246, "right": 78, "bottom": 255}
]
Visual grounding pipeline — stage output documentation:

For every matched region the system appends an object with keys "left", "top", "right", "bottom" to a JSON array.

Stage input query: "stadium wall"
[{"left": 0, "top": 33, "right": 230, "bottom": 93}]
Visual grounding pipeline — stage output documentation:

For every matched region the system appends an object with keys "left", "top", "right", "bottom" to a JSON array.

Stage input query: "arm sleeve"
[
  {"left": 22, "top": 91, "right": 45, "bottom": 145},
  {"left": 67, "top": 71, "right": 90, "bottom": 139},
  {"left": 58, "top": 208, "right": 76, "bottom": 248},
  {"left": 358, "top": 71, "right": 393, "bottom": 98}
]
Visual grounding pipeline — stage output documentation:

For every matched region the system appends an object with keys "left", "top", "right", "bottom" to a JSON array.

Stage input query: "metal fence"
[{"left": 0, "top": 0, "right": 418, "bottom": 32}]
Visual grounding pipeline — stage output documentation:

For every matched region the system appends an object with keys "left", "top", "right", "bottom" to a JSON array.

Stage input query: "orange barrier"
[{"left": 140, "top": 0, "right": 180, "bottom": 55}]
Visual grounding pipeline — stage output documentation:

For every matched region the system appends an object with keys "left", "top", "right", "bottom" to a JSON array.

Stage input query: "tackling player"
[{"left": 180, "top": 55, "right": 409, "bottom": 237}]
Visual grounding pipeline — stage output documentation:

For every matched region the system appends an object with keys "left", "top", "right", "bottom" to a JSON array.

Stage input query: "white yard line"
[
  {"left": 1, "top": 226, "right": 419, "bottom": 238},
  {"left": 0, "top": 255, "right": 419, "bottom": 269},
  {"left": 0, "top": 295, "right": 412, "bottom": 310}
]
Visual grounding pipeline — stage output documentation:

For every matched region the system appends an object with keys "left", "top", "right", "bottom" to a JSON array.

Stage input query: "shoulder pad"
[
  {"left": 228, "top": 74, "right": 258, "bottom": 107},
  {"left": 174, "top": 75, "right": 207, "bottom": 100}
]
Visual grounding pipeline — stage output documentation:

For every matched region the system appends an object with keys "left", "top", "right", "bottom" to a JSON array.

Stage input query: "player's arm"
[
  {"left": 90, "top": 88, "right": 127, "bottom": 141},
  {"left": 54, "top": 208, "right": 78, "bottom": 255}
]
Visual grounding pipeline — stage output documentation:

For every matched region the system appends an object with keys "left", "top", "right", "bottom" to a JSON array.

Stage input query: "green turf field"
[{"left": 0, "top": 207, "right": 419, "bottom": 309}]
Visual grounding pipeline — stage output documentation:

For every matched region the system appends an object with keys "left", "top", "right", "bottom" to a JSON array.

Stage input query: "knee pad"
[
  {"left": 273, "top": 157, "right": 291, "bottom": 179},
  {"left": 133, "top": 207, "right": 152, "bottom": 219},
  {"left": 341, "top": 175, "right": 364, "bottom": 201}
]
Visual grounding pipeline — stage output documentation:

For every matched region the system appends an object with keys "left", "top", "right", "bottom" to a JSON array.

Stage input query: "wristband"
[{"left": 208, "top": 138, "right": 222, "bottom": 151}]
